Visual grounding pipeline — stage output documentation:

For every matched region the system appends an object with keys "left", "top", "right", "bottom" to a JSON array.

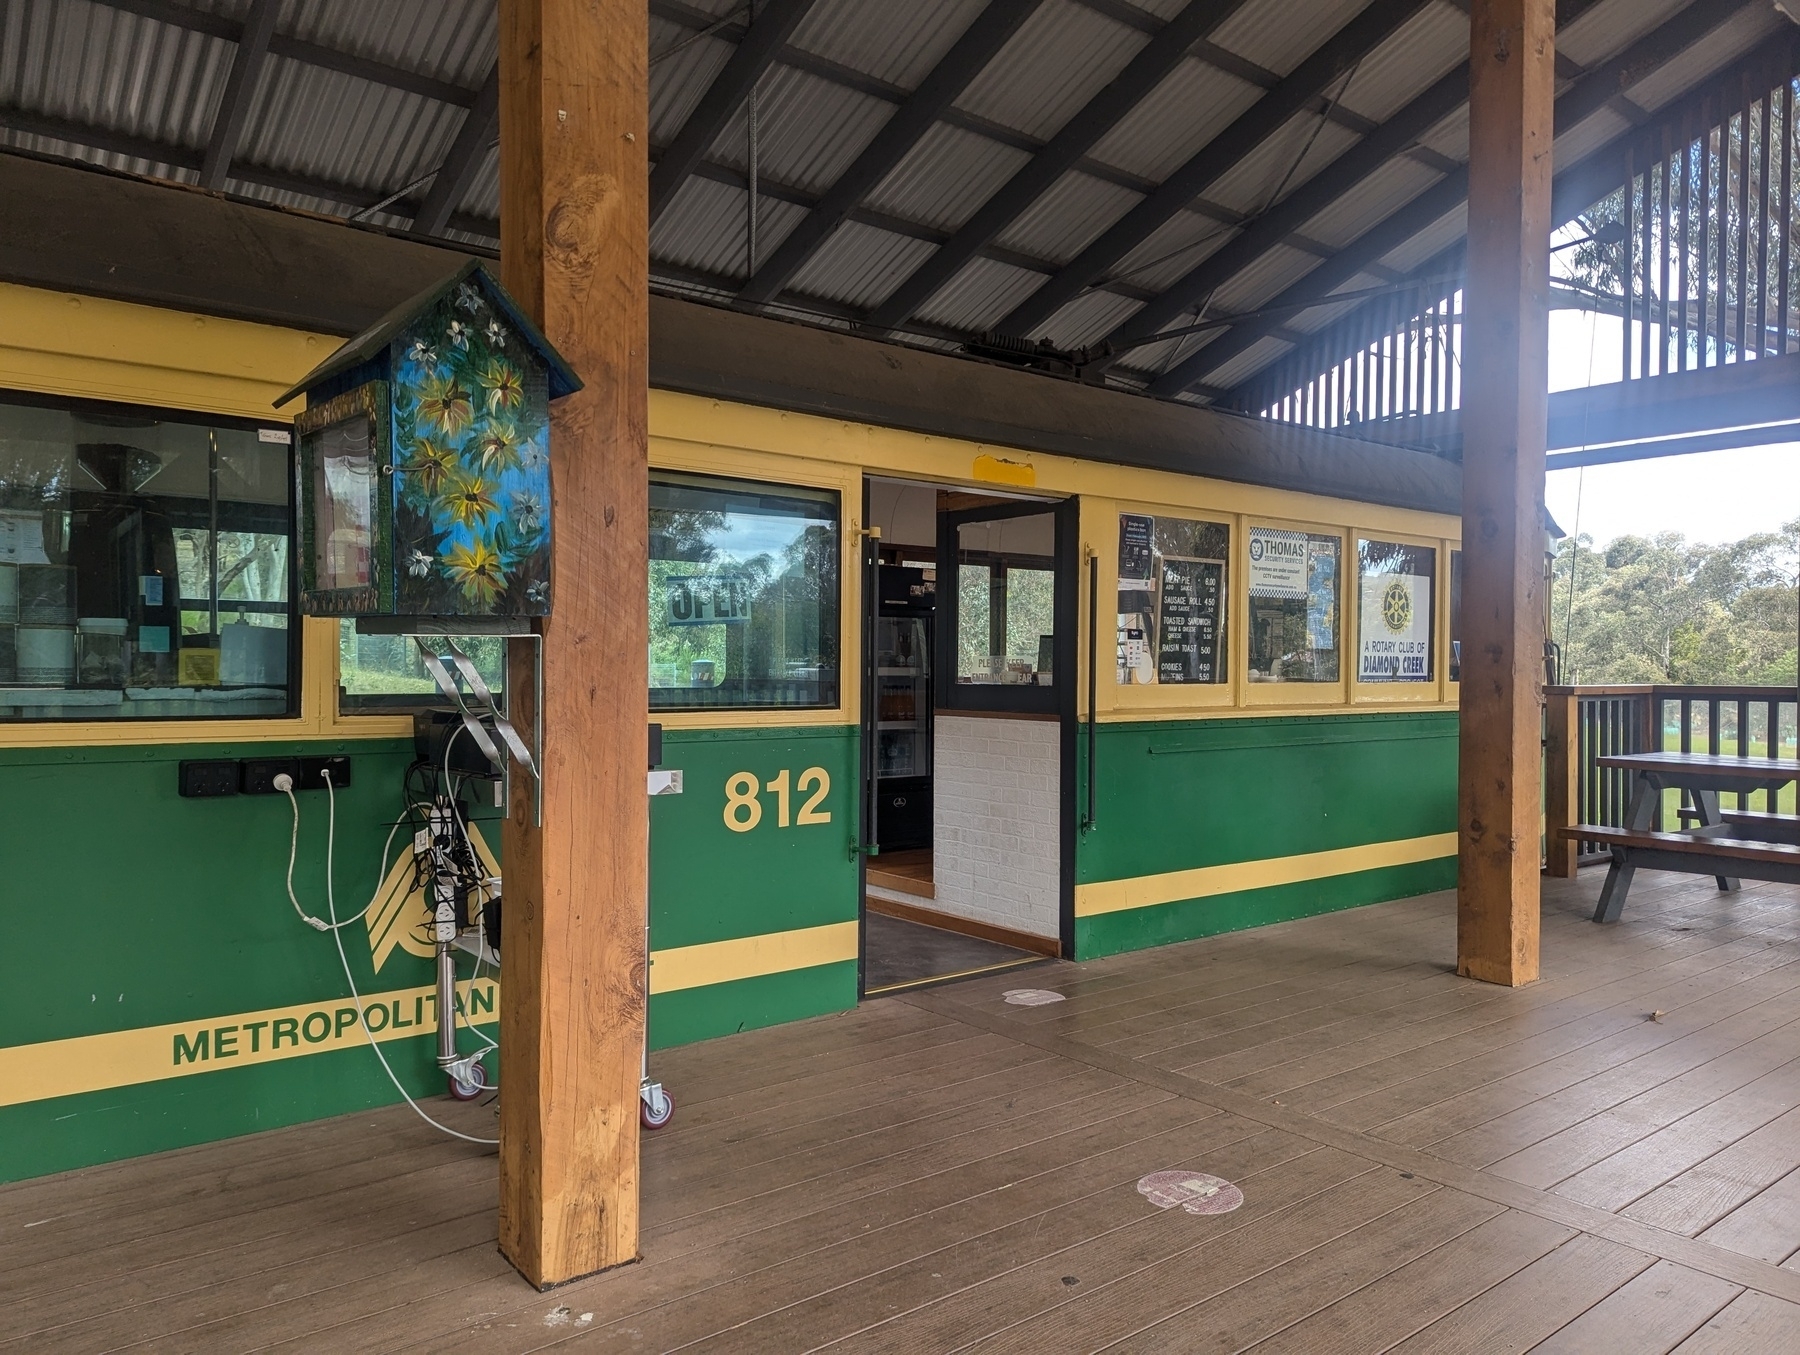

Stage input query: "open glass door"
[
  {"left": 932, "top": 496, "right": 1078, "bottom": 957},
  {"left": 935, "top": 501, "right": 1074, "bottom": 715}
]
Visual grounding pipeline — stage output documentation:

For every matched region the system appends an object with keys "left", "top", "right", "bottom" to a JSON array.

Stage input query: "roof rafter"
[
  {"left": 649, "top": 0, "right": 1379, "bottom": 268},
  {"left": 996, "top": 0, "right": 1437, "bottom": 340},
  {"left": 1089, "top": 0, "right": 1617, "bottom": 366},
  {"left": 734, "top": 0, "right": 1042, "bottom": 309},
  {"left": 1225, "top": 24, "right": 1800, "bottom": 415},
  {"left": 649, "top": 0, "right": 822, "bottom": 224},
  {"left": 411, "top": 66, "right": 499, "bottom": 238},
  {"left": 1142, "top": 0, "right": 1755, "bottom": 400},
  {"left": 863, "top": 0, "right": 1256, "bottom": 332},
  {"left": 0, "top": 109, "right": 498, "bottom": 241},
  {"left": 198, "top": 0, "right": 278, "bottom": 191},
  {"left": 88, "top": 0, "right": 482, "bottom": 108},
  {"left": 1090, "top": 65, "right": 1468, "bottom": 365}
]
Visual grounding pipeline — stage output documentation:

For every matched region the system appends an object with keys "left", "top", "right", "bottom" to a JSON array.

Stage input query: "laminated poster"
[
  {"left": 1306, "top": 541, "right": 1337, "bottom": 650},
  {"left": 1247, "top": 528, "right": 1308, "bottom": 599},
  {"left": 1358, "top": 571, "right": 1431, "bottom": 681}
]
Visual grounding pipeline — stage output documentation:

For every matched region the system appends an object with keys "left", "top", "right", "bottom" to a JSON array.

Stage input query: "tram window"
[
  {"left": 1247, "top": 528, "right": 1340, "bottom": 683},
  {"left": 0, "top": 391, "right": 295, "bottom": 721},
  {"left": 1357, "top": 538, "right": 1436, "bottom": 683},
  {"left": 1115, "top": 512, "right": 1228, "bottom": 685},
  {"left": 648, "top": 471, "right": 839, "bottom": 710},
  {"left": 338, "top": 622, "right": 505, "bottom": 710}
]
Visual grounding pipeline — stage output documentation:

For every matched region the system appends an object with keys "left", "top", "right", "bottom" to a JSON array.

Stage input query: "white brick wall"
[{"left": 933, "top": 713, "right": 1060, "bottom": 940}]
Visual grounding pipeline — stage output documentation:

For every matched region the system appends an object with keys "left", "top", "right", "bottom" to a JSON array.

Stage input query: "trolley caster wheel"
[
  {"left": 640, "top": 1084, "right": 674, "bottom": 1129},
  {"left": 448, "top": 1062, "right": 486, "bottom": 1102}
]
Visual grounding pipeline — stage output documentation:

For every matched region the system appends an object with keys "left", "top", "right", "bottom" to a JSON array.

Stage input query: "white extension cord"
[{"left": 280, "top": 769, "right": 498, "bottom": 1147}]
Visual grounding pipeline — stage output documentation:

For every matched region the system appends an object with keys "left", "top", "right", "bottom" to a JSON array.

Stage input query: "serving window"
[
  {"left": 649, "top": 471, "right": 840, "bottom": 710},
  {"left": 0, "top": 391, "right": 295, "bottom": 721}
]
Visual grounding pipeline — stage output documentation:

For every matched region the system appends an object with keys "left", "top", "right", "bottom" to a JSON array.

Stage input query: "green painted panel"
[
  {"left": 1, "top": 1034, "right": 471, "bottom": 1184},
  {"left": 1075, "top": 712, "right": 1457, "bottom": 882},
  {"left": 649, "top": 960, "right": 857, "bottom": 1052},
  {"left": 0, "top": 736, "right": 497, "bottom": 1183},
  {"left": 1077, "top": 858, "right": 1457, "bottom": 960},
  {"left": 650, "top": 726, "right": 860, "bottom": 950},
  {"left": 0, "top": 738, "right": 432, "bottom": 1046},
  {"left": 1073, "top": 712, "right": 1458, "bottom": 959}
]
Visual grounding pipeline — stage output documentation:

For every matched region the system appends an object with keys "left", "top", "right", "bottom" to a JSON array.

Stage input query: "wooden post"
[
  {"left": 1457, "top": 0, "right": 1553, "bottom": 986},
  {"left": 497, "top": 0, "right": 650, "bottom": 1286},
  {"left": 1544, "top": 688, "right": 1578, "bottom": 878}
]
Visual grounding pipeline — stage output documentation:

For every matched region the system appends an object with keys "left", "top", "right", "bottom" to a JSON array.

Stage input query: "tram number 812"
[{"left": 723, "top": 767, "right": 832, "bottom": 832}]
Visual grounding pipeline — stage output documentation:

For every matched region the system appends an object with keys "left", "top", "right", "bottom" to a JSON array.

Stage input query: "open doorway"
[{"left": 859, "top": 476, "right": 1075, "bottom": 994}]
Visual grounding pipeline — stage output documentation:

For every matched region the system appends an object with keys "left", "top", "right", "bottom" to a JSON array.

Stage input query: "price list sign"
[{"left": 1156, "top": 556, "right": 1223, "bottom": 684}]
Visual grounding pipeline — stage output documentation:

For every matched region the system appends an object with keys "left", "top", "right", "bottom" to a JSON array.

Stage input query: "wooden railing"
[{"left": 1545, "top": 684, "right": 1800, "bottom": 875}]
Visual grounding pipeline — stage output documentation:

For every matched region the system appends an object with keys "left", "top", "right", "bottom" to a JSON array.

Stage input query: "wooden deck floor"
[{"left": 11, "top": 869, "right": 1800, "bottom": 1351}]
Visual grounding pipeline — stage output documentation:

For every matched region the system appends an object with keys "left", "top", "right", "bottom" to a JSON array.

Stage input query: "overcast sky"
[{"left": 1539, "top": 294, "right": 1800, "bottom": 551}]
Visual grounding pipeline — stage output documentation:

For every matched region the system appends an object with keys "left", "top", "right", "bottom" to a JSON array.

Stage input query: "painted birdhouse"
[{"left": 275, "top": 260, "right": 580, "bottom": 621}]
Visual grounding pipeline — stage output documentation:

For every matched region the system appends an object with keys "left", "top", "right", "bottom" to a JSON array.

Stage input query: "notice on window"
[
  {"left": 1248, "top": 528, "right": 1308, "bottom": 599},
  {"left": 1358, "top": 572, "right": 1432, "bottom": 682},
  {"left": 1306, "top": 541, "right": 1337, "bottom": 650},
  {"left": 1118, "top": 513, "right": 1155, "bottom": 586},
  {"left": 1157, "top": 556, "right": 1223, "bottom": 684}
]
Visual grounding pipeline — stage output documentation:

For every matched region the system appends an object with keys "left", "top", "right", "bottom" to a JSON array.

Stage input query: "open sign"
[{"left": 665, "top": 575, "right": 750, "bottom": 626}]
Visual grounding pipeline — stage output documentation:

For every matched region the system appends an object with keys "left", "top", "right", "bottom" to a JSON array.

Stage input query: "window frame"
[
  {"left": 1349, "top": 531, "right": 1443, "bottom": 704},
  {"left": 935, "top": 497, "right": 1076, "bottom": 717},
  {"left": 1241, "top": 518, "right": 1349, "bottom": 707},
  {"left": 1104, "top": 501, "right": 1236, "bottom": 712},
  {"left": 648, "top": 468, "right": 843, "bottom": 714},
  {"left": 0, "top": 385, "right": 302, "bottom": 725}
]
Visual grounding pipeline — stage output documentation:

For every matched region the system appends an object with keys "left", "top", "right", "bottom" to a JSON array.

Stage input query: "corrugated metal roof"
[
  {"left": 1204, "top": 117, "right": 1362, "bottom": 219},
  {"left": 703, "top": 65, "right": 893, "bottom": 196},
  {"left": 1106, "top": 210, "right": 1237, "bottom": 294},
  {"left": 1336, "top": 2, "right": 1466, "bottom": 124},
  {"left": 1087, "top": 55, "right": 1266, "bottom": 184},
  {"left": 0, "top": 0, "right": 1785, "bottom": 411},
  {"left": 915, "top": 254, "right": 1044, "bottom": 330},
  {"left": 792, "top": 0, "right": 984, "bottom": 90},
  {"left": 1210, "top": 0, "right": 1377, "bottom": 77},
  {"left": 992, "top": 169, "right": 1141, "bottom": 263},
  {"left": 789, "top": 218, "right": 937, "bottom": 309},
  {"left": 861, "top": 120, "right": 1030, "bottom": 232},
  {"left": 951, "top": 0, "right": 1145, "bottom": 142}
]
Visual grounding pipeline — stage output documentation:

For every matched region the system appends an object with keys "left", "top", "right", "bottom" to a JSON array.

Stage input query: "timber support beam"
[
  {"left": 1457, "top": 0, "right": 1552, "bottom": 985},
  {"left": 497, "top": 0, "right": 650, "bottom": 1286}
]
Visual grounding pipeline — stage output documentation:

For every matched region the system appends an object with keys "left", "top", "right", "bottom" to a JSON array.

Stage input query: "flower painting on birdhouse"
[
  {"left": 280, "top": 262, "right": 580, "bottom": 620},
  {"left": 389, "top": 284, "right": 551, "bottom": 615}
]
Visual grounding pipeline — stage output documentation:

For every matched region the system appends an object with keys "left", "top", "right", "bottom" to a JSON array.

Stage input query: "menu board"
[
  {"left": 1116, "top": 512, "right": 1229, "bottom": 685},
  {"left": 1156, "top": 556, "right": 1223, "bottom": 684}
]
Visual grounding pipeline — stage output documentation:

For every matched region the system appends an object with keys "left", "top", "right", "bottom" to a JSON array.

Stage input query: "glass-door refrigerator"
[{"left": 875, "top": 564, "right": 932, "bottom": 852}]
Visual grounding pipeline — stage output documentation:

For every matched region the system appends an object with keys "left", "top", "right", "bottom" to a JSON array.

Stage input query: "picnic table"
[{"left": 1563, "top": 751, "right": 1800, "bottom": 923}]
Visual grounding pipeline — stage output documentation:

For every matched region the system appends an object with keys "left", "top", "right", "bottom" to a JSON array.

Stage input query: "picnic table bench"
[{"left": 1559, "top": 751, "right": 1800, "bottom": 923}]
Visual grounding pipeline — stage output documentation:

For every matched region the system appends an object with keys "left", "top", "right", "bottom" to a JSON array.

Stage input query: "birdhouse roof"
[{"left": 273, "top": 258, "right": 582, "bottom": 408}]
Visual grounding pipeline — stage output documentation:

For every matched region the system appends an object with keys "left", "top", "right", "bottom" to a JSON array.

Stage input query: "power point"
[
  {"left": 272, "top": 772, "right": 294, "bottom": 792},
  {"left": 178, "top": 760, "right": 240, "bottom": 798},
  {"left": 300, "top": 755, "right": 351, "bottom": 789},
  {"left": 241, "top": 758, "right": 303, "bottom": 794}
]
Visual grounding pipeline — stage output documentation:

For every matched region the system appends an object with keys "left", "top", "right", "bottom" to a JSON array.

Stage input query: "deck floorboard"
[{"left": 13, "top": 871, "right": 1800, "bottom": 1351}]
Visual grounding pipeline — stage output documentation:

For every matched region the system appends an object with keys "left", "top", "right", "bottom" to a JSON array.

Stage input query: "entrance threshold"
[{"left": 861, "top": 907, "right": 1051, "bottom": 995}]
